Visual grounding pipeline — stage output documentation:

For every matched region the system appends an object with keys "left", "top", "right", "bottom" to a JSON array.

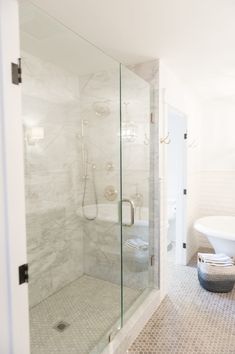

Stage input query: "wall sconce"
[
  {"left": 122, "top": 101, "right": 137, "bottom": 143},
  {"left": 26, "top": 127, "right": 44, "bottom": 145},
  {"left": 122, "top": 121, "right": 137, "bottom": 143}
]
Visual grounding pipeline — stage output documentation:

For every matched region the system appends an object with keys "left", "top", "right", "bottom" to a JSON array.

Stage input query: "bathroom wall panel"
[
  {"left": 82, "top": 217, "right": 149, "bottom": 289},
  {"left": 27, "top": 209, "right": 83, "bottom": 307},
  {"left": 197, "top": 170, "right": 235, "bottom": 247},
  {"left": 22, "top": 52, "right": 84, "bottom": 307},
  {"left": 79, "top": 68, "right": 152, "bottom": 290},
  {"left": 79, "top": 69, "right": 150, "bottom": 208},
  {"left": 198, "top": 98, "right": 235, "bottom": 248}
]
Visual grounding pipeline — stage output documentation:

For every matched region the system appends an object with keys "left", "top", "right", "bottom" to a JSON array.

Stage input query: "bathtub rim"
[{"left": 194, "top": 216, "right": 235, "bottom": 241}]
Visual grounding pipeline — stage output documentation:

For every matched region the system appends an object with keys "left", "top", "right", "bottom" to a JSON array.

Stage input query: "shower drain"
[{"left": 53, "top": 321, "right": 70, "bottom": 332}]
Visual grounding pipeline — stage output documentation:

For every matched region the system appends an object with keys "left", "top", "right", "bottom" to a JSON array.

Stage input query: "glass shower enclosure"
[{"left": 20, "top": 1, "right": 155, "bottom": 353}]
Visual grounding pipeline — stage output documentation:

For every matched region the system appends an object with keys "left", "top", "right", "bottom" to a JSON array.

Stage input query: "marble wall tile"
[
  {"left": 22, "top": 52, "right": 84, "bottom": 307},
  {"left": 27, "top": 209, "right": 83, "bottom": 307},
  {"left": 23, "top": 50, "right": 160, "bottom": 310},
  {"left": 82, "top": 217, "right": 149, "bottom": 289},
  {"left": 79, "top": 65, "right": 153, "bottom": 295}
]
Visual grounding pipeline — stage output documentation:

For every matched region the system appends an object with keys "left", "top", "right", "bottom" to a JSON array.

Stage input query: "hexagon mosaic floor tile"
[
  {"left": 30, "top": 275, "right": 140, "bottom": 354},
  {"left": 128, "top": 249, "right": 235, "bottom": 354}
]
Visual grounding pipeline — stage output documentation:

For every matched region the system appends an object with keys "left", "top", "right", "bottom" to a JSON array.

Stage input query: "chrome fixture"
[
  {"left": 131, "top": 185, "right": 143, "bottom": 219},
  {"left": 105, "top": 161, "right": 114, "bottom": 173},
  {"left": 122, "top": 121, "right": 137, "bottom": 143},
  {"left": 104, "top": 185, "right": 118, "bottom": 201},
  {"left": 120, "top": 199, "right": 135, "bottom": 227},
  {"left": 80, "top": 119, "right": 98, "bottom": 220},
  {"left": 92, "top": 101, "right": 111, "bottom": 118},
  {"left": 131, "top": 189, "right": 143, "bottom": 207},
  {"left": 122, "top": 102, "right": 137, "bottom": 143}
]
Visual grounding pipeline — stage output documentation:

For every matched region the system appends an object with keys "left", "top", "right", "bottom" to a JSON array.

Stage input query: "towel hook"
[{"left": 160, "top": 132, "right": 171, "bottom": 144}]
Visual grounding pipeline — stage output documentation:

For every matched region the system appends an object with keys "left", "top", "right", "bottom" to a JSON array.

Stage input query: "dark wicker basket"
[{"left": 198, "top": 268, "right": 234, "bottom": 293}]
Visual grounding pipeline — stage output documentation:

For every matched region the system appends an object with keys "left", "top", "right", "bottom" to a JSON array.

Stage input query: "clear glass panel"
[
  {"left": 20, "top": 1, "right": 122, "bottom": 353},
  {"left": 120, "top": 65, "right": 152, "bottom": 324}
]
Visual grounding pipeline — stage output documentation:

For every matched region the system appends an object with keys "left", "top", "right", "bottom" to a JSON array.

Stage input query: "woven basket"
[{"left": 197, "top": 255, "right": 235, "bottom": 293}]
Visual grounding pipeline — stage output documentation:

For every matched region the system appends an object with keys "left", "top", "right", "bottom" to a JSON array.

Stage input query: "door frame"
[
  {"left": 165, "top": 104, "right": 188, "bottom": 265},
  {"left": 0, "top": 0, "right": 30, "bottom": 353}
]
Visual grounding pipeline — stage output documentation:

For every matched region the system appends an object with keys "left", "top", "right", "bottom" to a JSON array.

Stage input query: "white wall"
[
  {"left": 167, "top": 110, "right": 186, "bottom": 201},
  {"left": 0, "top": 72, "right": 11, "bottom": 354},
  {"left": 197, "top": 97, "right": 235, "bottom": 247},
  {"left": 0, "top": 0, "right": 30, "bottom": 353},
  {"left": 159, "top": 62, "right": 202, "bottom": 263},
  {"left": 22, "top": 51, "right": 84, "bottom": 307},
  {"left": 167, "top": 109, "right": 187, "bottom": 262}
]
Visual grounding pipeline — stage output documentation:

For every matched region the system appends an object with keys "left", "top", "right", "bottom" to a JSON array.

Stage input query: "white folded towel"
[
  {"left": 198, "top": 253, "right": 234, "bottom": 267},
  {"left": 125, "top": 238, "right": 148, "bottom": 251}
]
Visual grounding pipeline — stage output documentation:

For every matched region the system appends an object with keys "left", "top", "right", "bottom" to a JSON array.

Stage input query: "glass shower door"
[
  {"left": 120, "top": 65, "right": 153, "bottom": 323},
  {"left": 20, "top": 2, "right": 154, "bottom": 353},
  {"left": 20, "top": 1, "right": 122, "bottom": 353}
]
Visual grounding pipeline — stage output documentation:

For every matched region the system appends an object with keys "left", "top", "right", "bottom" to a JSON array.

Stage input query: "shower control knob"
[{"left": 104, "top": 186, "right": 118, "bottom": 201}]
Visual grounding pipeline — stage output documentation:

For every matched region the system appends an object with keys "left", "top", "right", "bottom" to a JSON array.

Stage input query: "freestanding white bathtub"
[{"left": 194, "top": 216, "right": 235, "bottom": 257}]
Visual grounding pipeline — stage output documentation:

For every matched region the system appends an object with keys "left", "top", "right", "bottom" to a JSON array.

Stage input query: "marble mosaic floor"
[
  {"left": 30, "top": 275, "right": 140, "bottom": 354},
  {"left": 128, "top": 249, "right": 235, "bottom": 354}
]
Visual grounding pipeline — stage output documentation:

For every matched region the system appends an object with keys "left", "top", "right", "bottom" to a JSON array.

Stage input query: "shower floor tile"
[{"left": 30, "top": 275, "right": 140, "bottom": 354}]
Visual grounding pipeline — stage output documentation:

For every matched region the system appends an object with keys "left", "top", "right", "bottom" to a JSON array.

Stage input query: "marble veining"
[{"left": 23, "top": 51, "right": 156, "bottom": 308}]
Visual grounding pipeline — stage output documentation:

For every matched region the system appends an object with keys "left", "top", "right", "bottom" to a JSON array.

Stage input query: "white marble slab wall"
[
  {"left": 79, "top": 70, "right": 121, "bottom": 286},
  {"left": 22, "top": 52, "right": 84, "bottom": 307},
  {"left": 81, "top": 217, "right": 149, "bottom": 289},
  {"left": 78, "top": 70, "right": 121, "bottom": 207},
  {"left": 79, "top": 68, "right": 150, "bottom": 207},
  {"left": 23, "top": 53, "right": 160, "bottom": 307},
  {"left": 79, "top": 65, "right": 155, "bottom": 291}
]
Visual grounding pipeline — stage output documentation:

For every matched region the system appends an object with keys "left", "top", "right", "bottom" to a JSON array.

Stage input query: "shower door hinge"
[
  {"left": 150, "top": 112, "right": 154, "bottom": 124},
  {"left": 19, "top": 263, "right": 28, "bottom": 285},
  {"left": 11, "top": 58, "right": 22, "bottom": 85},
  {"left": 108, "top": 327, "right": 120, "bottom": 342},
  {"left": 183, "top": 243, "right": 187, "bottom": 249},
  {"left": 184, "top": 132, "right": 187, "bottom": 139},
  {"left": 150, "top": 255, "right": 155, "bottom": 266},
  {"left": 183, "top": 189, "right": 187, "bottom": 195}
]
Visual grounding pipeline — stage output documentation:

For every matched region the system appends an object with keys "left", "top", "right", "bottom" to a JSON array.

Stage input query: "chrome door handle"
[{"left": 119, "top": 199, "right": 135, "bottom": 227}]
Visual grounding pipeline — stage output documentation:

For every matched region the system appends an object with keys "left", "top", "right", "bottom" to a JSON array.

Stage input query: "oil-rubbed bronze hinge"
[
  {"left": 150, "top": 255, "right": 155, "bottom": 266},
  {"left": 11, "top": 58, "right": 22, "bottom": 85},
  {"left": 19, "top": 263, "right": 28, "bottom": 284}
]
